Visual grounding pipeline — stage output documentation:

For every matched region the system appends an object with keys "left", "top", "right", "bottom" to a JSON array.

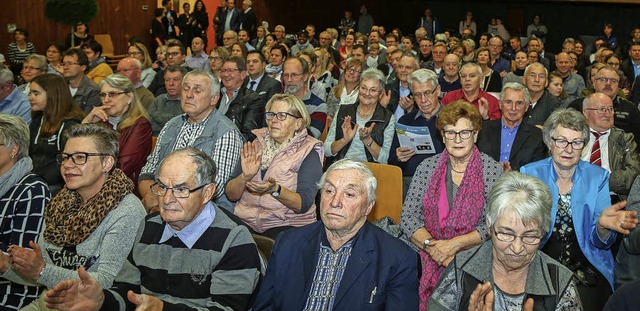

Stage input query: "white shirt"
[{"left": 581, "top": 128, "right": 611, "bottom": 172}]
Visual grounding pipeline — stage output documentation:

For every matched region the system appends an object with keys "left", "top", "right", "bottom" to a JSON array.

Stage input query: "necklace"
[
  {"left": 451, "top": 166, "right": 465, "bottom": 174},
  {"left": 357, "top": 108, "right": 373, "bottom": 118}
]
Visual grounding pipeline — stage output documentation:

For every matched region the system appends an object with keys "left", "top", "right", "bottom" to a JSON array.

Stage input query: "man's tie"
[
  {"left": 249, "top": 80, "right": 256, "bottom": 91},
  {"left": 589, "top": 131, "right": 605, "bottom": 166}
]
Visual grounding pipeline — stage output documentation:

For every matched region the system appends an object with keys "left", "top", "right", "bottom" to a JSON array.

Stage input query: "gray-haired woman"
[
  {"left": 324, "top": 68, "right": 395, "bottom": 164},
  {"left": 429, "top": 172, "right": 582, "bottom": 310}
]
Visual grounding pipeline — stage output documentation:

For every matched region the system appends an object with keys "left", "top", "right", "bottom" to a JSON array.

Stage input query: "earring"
[{"left": 103, "top": 171, "right": 109, "bottom": 175}]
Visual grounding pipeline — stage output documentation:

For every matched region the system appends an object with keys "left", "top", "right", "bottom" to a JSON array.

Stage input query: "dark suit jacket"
[
  {"left": 219, "top": 8, "right": 242, "bottom": 34},
  {"left": 524, "top": 90, "right": 561, "bottom": 127},
  {"left": 621, "top": 58, "right": 637, "bottom": 83},
  {"left": 161, "top": 10, "right": 178, "bottom": 38},
  {"left": 242, "top": 74, "right": 282, "bottom": 103},
  {"left": 222, "top": 86, "right": 266, "bottom": 141},
  {"left": 476, "top": 119, "right": 547, "bottom": 171},
  {"left": 241, "top": 8, "right": 257, "bottom": 38},
  {"left": 251, "top": 221, "right": 419, "bottom": 311},
  {"left": 385, "top": 79, "right": 414, "bottom": 115}
]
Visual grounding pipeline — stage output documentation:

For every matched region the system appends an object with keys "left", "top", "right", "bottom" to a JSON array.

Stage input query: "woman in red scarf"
[{"left": 400, "top": 100, "right": 503, "bottom": 309}]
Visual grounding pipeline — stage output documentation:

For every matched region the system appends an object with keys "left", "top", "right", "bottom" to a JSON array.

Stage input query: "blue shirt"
[
  {"left": 500, "top": 120, "right": 520, "bottom": 163},
  {"left": 490, "top": 56, "right": 511, "bottom": 77},
  {"left": 394, "top": 83, "right": 411, "bottom": 120},
  {"left": 160, "top": 201, "right": 216, "bottom": 249},
  {"left": 0, "top": 85, "right": 31, "bottom": 124}
]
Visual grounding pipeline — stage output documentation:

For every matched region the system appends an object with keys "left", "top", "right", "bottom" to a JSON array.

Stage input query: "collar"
[
  {"left": 501, "top": 119, "right": 522, "bottom": 130},
  {"left": 183, "top": 109, "right": 213, "bottom": 125},
  {"left": 319, "top": 222, "right": 365, "bottom": 252},
  {"left": 0, "top": 85, "right": 21, "bottom": 105},
  {"left": 160, "top": 202, "right": 216, "bottom": 248},
  {"left": 413, "top": 105, "right": 442, "bottom": 120}
]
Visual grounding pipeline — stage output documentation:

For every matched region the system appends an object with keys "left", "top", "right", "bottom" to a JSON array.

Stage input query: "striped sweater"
[{"left": 101, "top": 205, "right": 261, "bottom": 311}]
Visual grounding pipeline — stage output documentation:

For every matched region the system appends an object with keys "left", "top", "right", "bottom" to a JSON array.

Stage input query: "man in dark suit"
[
  {"left": 522, "top": 62, "right": 561, "bottom": 128},
  {"left": 161, "top": 0, "right": 178, "bottom": 39},
  {"left": 477, "top": 82, "right": 547, "bottom": 171},
  {"left": 240, "top": 0, "right": 257, "bottom": 38},
  {"left": 218, "top": 0, "right": 242, "bottom": 45},
  {"left": 252, "top": 159, "right": 419, "bottom": 311},
  {"left": 243, "top": 51, "right": 281, "bottom": 103},
  {"left": 621, "top": 41, "right": 640, "bottom": 83},
  {"left": 382, "top": 52, "right": 419, "bottom": 120}
]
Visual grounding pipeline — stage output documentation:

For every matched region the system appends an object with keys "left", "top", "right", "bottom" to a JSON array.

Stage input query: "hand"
[
  {"left": 442, "top": 255, "right": 454, "bottom": 267},
  {"left": 477, "top": 97, "right": 490, "bottom": 120},
  {"left": 396, "top": 147, "right": 416, "bottom": 162},
  {"left": 44, "top": 267, "right": 104, "bottom": 311},
  {"left": 379, "top": 90, "right": 392, "bottom": 108},
  {"left": 500, "top": 161, "right": 512, "bottom": 172},
  {"left": 9, "top": 241, "right": 45, "bottom": 280},
  {"left": 426, "top": 239, "right": 461, "bottom": 266},
  {"left": 468, "top": 282, "right": 494, "bottom": 311},
  {"left": 128, "top": 291, "right": 164, "bottom": 311},
  {"left": 358, "top": 122, "right": 375, "bottom": 144},
  {"left": 524, "top": 298, "right": 535, "bottom": 311},
  {"left": 341, "top": 115, "right": 358, "bottom": 142},
  {"left": 246, "top": 177, "right": 277, "bottom": 195},
  {"left": 82, "top": 106, "right": 110, "bottom": 124},
  {"left": 240, "top": 140, "right": 262, "bottom": 181},
  {"left": 499, "top": 71, "right": 507, "bottom": 78},
  {"left": 598, "top": 201, "right": 638, "bottom": 235},
  {"left": 0, "top": 251, "right": 9, "bottom": 273},
  {"left": 399, "top": 95, "right": 414, "bottom": 111}
]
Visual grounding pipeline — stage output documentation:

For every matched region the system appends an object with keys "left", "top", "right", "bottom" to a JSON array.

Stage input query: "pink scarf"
[{"left": 418, "top": 147, "right": 485, "bottom": 309}]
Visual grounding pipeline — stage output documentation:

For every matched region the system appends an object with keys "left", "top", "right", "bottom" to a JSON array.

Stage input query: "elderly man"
[
  {"left": 527, "top": 38, "right": 549, "bottom": 69},
  {"left": 438, "top": 53, "right": 461, "bottom": 97},
  {"left": 243, "top": 50, "right": 282, "bottom": 102},
  {"left": 218, "top": 56, "right": 266, "bottom": 141},
  {"left": 185, "top": 37, "right": 209, "bottom": 70},
  {"left": 319, "top": 31, "right": 341, "bottom": 65},
  {"left": 422, "top": 42, "right": 446, "bottom": 76},
  {"left": 116, "top": 57, "right": 154, "bottom": 109},
  {"left": 382, "top": 52, "right": 419, "bottom": 120},
  {"left": 554, "top": 52, "right": 585, "bottom": 103},
  {"left": 252, "top": 159, "right": 419, "bottom": 310},
  {"left": 148, "top": 40, "right": 192, "bottom": 96},
  {"left": 18, "top": 54, "right": 47, "bottom": 95},
  {"left": 61, "top": 48, "right": 101, "bottom": 114},
  {"left": 442, "top": 62, "right": 501, "bottom": 120},
  {"left": 282, "top": 57, "right": 327, "bottom": 138},
  {"left": 0, "top": 66, "right": 31, "bottom": 124},
  {"left": 522, "top": 62, "right": 561, "bottom": 127},
  {"left": 580, "top": 92, "right": 640, "bottom": 199},
  {"left": 476, "top": 83, "right": 547, "bottom": 171},
  {"left": 240, "top": 0, "right": 257, "bottom": 38},
  {"left": 488, "top": 36, "right": 510, "bottom": 78},
  {"left": 238, "top": 29, "right": 255, "bottom": 51},
  {"left": 147, "top": 65, "right": 187, "bottom": 135},
  {"left": 569, "top": 66, "right": 640, "bottom": 145},
  {"left": 44, "top": 148, "right": 261, "bottom": 310},
  {"left": 222, "top": 30, "right": 238, "bottom": 49},
  {"left": 389, "top": 69, "right": 444, "bottom": 194},
  {"left": 139, "top": 69, "right": 242, "bottom": 213}
]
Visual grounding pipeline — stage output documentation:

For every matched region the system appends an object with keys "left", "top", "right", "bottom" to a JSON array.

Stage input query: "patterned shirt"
[{"left": 303, "top": 237, "right": 354, "bottom": 311}]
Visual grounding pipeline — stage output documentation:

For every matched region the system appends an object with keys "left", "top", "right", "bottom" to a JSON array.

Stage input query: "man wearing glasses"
[
  {"left": 580, "top": 92, "right": 640, "bottom": 200},
  {"left": 282, "top": 57, "right": 327, "bottom": 138},
  {"left": 61, "top": 48, "right": 101, "bottom": 114},
  {"left": 488, "top": 36, "right": 510, "bottom": 78},
  {"left": 116, "top": 57, "right": 154, "bottom": 109},
  {"left": 44, "top": 148, "right": 261, "bottom": 311},
  {"left": 148, "top": 40, "right": 193, "bottom": 96}
]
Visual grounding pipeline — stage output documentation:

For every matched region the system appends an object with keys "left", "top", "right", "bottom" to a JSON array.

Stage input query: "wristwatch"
[
  {"left": 271, "top": 184, "right": 281, "bottom": 197},
  {"left": 422, "top": 238, "right": 431, "bottom": 251}
]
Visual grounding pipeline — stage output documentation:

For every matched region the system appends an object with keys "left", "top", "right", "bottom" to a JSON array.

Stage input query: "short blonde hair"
[{"left": 265, "top": 93, "right": 311, "bottom": 129}]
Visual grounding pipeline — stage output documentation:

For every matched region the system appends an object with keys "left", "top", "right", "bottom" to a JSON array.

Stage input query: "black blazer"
[
  {"left": 476, "top": 119, "right": 547, "bottom": 171},
  {"left": 241, "top": 8, "right": 257, "bottom": 38},
  {"left": 222, "top": 87, "right": 266, "bottom": 141},
  {"left": 242, "top": 74, "right": 282, "bottom": 103}
]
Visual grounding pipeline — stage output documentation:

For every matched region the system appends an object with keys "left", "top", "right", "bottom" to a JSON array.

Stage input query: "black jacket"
[
  {"left": 476, "top": 119, "right": 547, "bottom": 171},
  {"left": 222, "top": 87, "right": 267, "bottom": 141}
]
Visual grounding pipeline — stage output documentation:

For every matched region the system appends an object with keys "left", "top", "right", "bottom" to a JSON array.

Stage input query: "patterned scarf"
[
  {"left": 260, "top": 130, "right": 306, "bottom": 170},
  {"left": 418, "top": 147, "right": 485, "bottom": 309},
  {"left": 44, "top": 169, "right": 133, "bottom": 247}
]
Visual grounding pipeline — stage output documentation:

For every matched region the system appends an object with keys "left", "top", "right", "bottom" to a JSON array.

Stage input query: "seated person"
[
  {"left": 43, "top": 148, "right": 261, "bottom": 310},
  {"left": 147, "top": 65, "right": 186, "bottom": 135},
  {"left": 428, "top": 172, "right": 582, "bottom": 310},
  {"left": 82, "top": 40, "right": 114, "bottom": 84},
  {"left": 441, "top": 63, "right": 501, "bottom": 120},
  {"left": 227, "top": 94, "right": 324, "bottom": 239}
]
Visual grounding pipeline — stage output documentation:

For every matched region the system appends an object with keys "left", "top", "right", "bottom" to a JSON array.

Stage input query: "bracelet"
[
  {"left": 422, "top": 238, "right": 431, "bottom": 251},
  {"left": 366, "top": 139, "right": 374, "bottom": 148}
]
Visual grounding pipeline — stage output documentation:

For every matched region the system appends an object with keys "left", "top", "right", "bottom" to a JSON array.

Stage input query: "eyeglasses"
[
  {"left": 346, "top": 67, "right": 362, "bottom": 74},
  {"left": 584, "top": 107, "right": 614, "bottom": 114},
  {"left": 22, "top": 66, "right": 41, "bottom": 71},
  {"left": 493, "top": 227, "right": 541, "bottom": 245},
  {"left": 99, "top": 91, "right": 129, "bottom": 99},
  {"left": 413, "top": 87, "right": 437, "bottom": 100},
  {"left": 127, "top": 51, "right": 142, "bottom": 57},
  {"left": 551, "top": 137, "right": 585, "bottom": 150},
  {"left": 359, "top": 85, "right": 381, "bottom": 94},
  {"left": 282, "top": 72, "right": 304, "bottom": 79},
  {"left": 489, "top": 44, "right": 502, "bottom": 48},
  {"left": 208, "top": 56, "right": 222, "bottom": 61},
  {"left": 166, "top": 52, "right": 181, "bottom": 58},
  {"left": 150, "top": 182, "right": 207, "bottom": 199},
  {"left": 62, "top": 62, "right": 80, "bottom": 67},
  {"left": 606, "top": 62, "right": 620, "bottom": 66},
  {"left": 56, "top": 152, "right": 108, "bottom": 165},
  {"left": 265, "top": 111, "right": 299, "bottom": 121},
  {"left": 220, "top": 68, "right": 241, "bottom": 74},
  {"left": 443, "top": 129, "right": 475, "bottom": 140},
  {"left": 432, "top": 51, "right": 446, "bottom": 55},
  {"left": 595, "top": 77, "right": 619, "bottom": 84}
]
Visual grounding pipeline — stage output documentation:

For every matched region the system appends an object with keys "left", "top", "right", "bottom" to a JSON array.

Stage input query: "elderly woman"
[
  {"left": 520, "top": 109, "right": 638, "bottom": 311},
  {"left": 400, "top": 100, "right": 503, "bottom": 308},
  {"left": 226, "top": 94, "right": 324, "bottom": 239},
  {"left": 324, "top": 68, "right": 395, "bottom": 165},
  {"left": 327, "top": 58, "right": 363, "bottom": 119},
  {"left": 82, "top": 74, "right": 152, "bottom": 192},
  {"left": 18, "top": 54, "right": 47, "bottom": 95},
  {"left": 0, "top": 114, "right": 51, "bottom": 309},
  {"left": 0, "top": 124, "right": 146, "bottom": 309},
  {"left": 428, "top": 172, "right": 582, "bottom": 310}
]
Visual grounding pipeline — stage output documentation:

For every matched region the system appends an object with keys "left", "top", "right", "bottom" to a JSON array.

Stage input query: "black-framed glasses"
[
  {"left": 443, "top": 129, "right": 475, "bottom": 140},
  {"left": 346, "top": 67, "right": 362, "bottom": 74},
  {"left": 281, "top": 72, "right": 304, "bottom": 79},
  {"left": 551, "top": 137, "right": 585, "bottom": 150},
  {"left": 150, "top": 182, "right": 207, "bottom": 199},
  {"left": 56, "top": 152, "right": 109, "bottom": 165},
  {"left": 208, "top": 56, "right": 222, "bottom": 61},
  {"left": 595, "top": 77, "right": 619, "bottom": 84},
  {"left": 584, "top": 107, "right": 614, "bottom": 114},
  {"left": 127, "top": 51, "right": 142, "bottom": 57},
  {"left": 220, "top": 68, "right": 241, "bottom": 74},
  {"left": 99, "top": 91, "right": 129, "bottom": 99},
  {"left": 493, "top": 226, "right": 542, "bottom": 245},
  {"left": 265, "top": 111, "right": 299, "bottom": 121},
  {"left": 413, "top": 87, "right": 438, "bottom": 100}
]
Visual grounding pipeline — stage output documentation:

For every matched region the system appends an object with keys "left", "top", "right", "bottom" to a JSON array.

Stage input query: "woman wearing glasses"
[
  {"left": 226, "top": 94, "right": 323, "bottom": 239},
  {"left": 82, "top": 74, "right": 152, "bottom": 194},
  {"left": 520, "top": 109, "right": 638, "bottom": 311},
  {"left": 429, "top": 172, "right": 582, "bottom": 310},
  {"left": 1, "top": 124, "right": 145, "bottom": 309},
  {"left": 326, "top": 58, "right": 363, "bottom": 119},
  {"left": 28, "top": 74, "right": 85, "bottom": 195},
  {"left": 324, "top": 68, "right": 395, "bottom": 165},
  {"left": 127, "top": 41, "right": 156, "bottom": 88},
  {"left": 208, "top": 46, "right": 229, "bottom": 81},
  {"left": 400, "top": 100, "right": 502, "bottom": 309}
]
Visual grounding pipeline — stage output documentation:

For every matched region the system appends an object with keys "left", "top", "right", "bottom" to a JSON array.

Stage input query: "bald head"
[{"left": 116, "top": 57, "right": 142, "bottom": 84}]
